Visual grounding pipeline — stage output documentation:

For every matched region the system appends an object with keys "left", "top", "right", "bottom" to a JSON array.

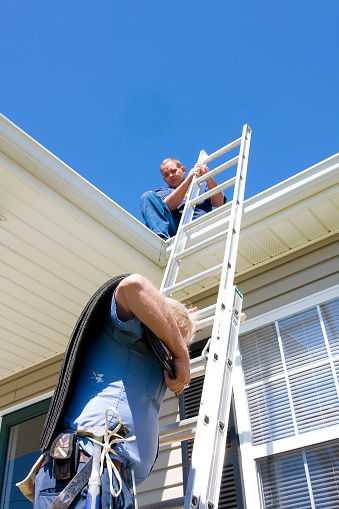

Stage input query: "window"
[
  {"left": 0, "top": 399, "right": 50, "bottom": 508},
  {"left": 258, "top": 441, "right": 339, "bottom": 508},
  {"left": 238, "top": 296, "right": 339, "bottom": 507},
  {"left": 240, "top": 299, "right": 339, "bottom": 445}
]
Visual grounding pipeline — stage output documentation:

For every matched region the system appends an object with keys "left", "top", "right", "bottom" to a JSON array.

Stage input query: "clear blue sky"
[{"left": 1, "top": 1, "right": 338, "bottom": 223}]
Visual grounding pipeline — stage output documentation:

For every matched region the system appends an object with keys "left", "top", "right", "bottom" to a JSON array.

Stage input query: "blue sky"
[{"left": 1, "top": 1, "right": 338, "bottom": 223}]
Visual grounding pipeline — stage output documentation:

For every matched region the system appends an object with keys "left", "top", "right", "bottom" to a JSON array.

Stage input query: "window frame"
[
  {"left": 233, "top": 283, "right": 339, "bottom": 508},
  {"left": 0, "top": 396, "right": 51, "bottom": 504}
]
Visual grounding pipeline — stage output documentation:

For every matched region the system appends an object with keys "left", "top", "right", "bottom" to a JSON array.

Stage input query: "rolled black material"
[{"left": 40, "top": 274, "right": 175, "bottom": 452}]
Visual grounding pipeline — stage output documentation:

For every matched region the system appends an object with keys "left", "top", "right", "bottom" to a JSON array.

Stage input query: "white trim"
[
  {"left": 243, "top": 154, "right": 339, "bottom": 222},
  {"left": 239, "top": 284, "right": 339, "bottom": 333},
  {"left": 302, "top": 449, "right": 316, "bottom": 509},
  {"left": 0, "top": 391, "right": 53, "bottom": 419},
  {"left": 251, "top": 424, "right": 339, "bottom": 460},
  {"left": 233, "top": 351, "right": 261, "bottom": 509},
  {"left": 318, "top": 305, "right": 339, "bottom": 401},
  {"left": 0, "top": 113, "right": 166, "bottom": 266},
  {"left": 0, "top": 391, "right": 53, "bottom": 443},
  {"left": 233, "top": 285, "right": 339, "bottom": 508},
  {"left": 275, "top": 322, "right": 298, "bottom": 434}
]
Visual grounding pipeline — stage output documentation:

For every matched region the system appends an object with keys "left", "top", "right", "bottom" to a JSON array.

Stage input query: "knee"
[{"left": 140, "top": 190, "right": 156, "bottom": 204}]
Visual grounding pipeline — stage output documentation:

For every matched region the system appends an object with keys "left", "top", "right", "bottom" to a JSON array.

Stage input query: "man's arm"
[
  {"left": 163, "top": 166, "right": 201, "bottom": 211},
  {"left": 164, "top": 164, "right": 224, "bottom": 211},
  {"left": 115, "top": 274, "right": 191, "bottom": 394}
]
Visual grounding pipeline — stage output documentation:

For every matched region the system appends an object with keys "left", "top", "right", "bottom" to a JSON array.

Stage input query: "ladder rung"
[
  {"left": 194, "top": 304, "right": 217, "bottom": 320},
  {"left": 201, "top": 137, "right": 242, "bottom": 164},
  {"left": 195, "top": 304, "right": 216, "bottom": 320},
  {"left": 196, "top": 155, "right": 239, "bottom": 184},
  {"left": 189, "top": 355, "right": 205, "bottom": 379},
  {"left": 190, "top": 358, "right": 206, "bottom": 379},
  {"left": 163, "top": 263, "right": 223, "bottom": 296},
  {"left": 159, "top": 416, "right": 198, "bottom": 445},
  {"left": 195, "top": 315, "right": 214, "bottom": 330},
  {"left": 182, "top": 200, "right": 232, "bottom": 232},
  {"left": 139, "top": 497, "right": 185, "bottom": 509},
  {"left": 188, "top": 176, "right": 236, "bottom": 207},
  {"left": 174, "top": 230, "right": 226, "bottom": 261},
  {"left": 189, "top": 354, "right": 205, "bottom": 369}
]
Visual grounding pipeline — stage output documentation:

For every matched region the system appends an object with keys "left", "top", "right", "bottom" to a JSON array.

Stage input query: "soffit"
[
  {"left": 0, "top": 153, "right": 163, "bottom": 381},
  {"left": 166, "top": 154, "right": 339, "bottom": 302}
]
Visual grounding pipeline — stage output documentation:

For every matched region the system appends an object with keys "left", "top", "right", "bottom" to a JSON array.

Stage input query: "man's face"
[{"left": 161, "top": 162, "right": 185, "bottom": 188}]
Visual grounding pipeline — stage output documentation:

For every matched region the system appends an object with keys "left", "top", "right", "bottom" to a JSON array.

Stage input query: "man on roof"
[{"left": 140, "top": 158, "right": 226, "bottom": 240}]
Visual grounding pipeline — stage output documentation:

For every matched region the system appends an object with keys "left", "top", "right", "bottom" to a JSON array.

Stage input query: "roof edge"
[
  {"left": 0, "top": 113, "right": 166, "bottom": 265},
  {"left": 243, "top": 153, "right": 339, "bottom": 225}
]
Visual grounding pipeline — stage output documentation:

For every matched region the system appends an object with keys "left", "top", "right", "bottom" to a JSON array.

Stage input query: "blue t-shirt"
[
  {"left": 62, "top": 293, "right": 167, "bottom": 484},
  {"left": 155, "top": 181, "right": 212, "bottom": 220}
]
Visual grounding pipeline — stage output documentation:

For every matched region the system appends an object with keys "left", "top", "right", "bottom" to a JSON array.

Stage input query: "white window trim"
[
  {"left": 0, "top": 391, "right": 53, "bottom": 433},
  {"left": 233, "top": 283, "right": 339, "bottom": 509}
]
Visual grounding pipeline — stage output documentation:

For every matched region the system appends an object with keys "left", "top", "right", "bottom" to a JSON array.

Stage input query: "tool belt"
[
  {"left": 49, "top": 432, "right": 80, "bottom": 481},
  {"left": 47, "top": 432, "right": 125, "bottom": 481},
  {"left": 16, "top": 432, "right": 125, "bottom": 506}
]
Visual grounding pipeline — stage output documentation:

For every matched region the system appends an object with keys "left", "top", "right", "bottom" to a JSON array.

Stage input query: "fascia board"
[
  {"left": 0, "top": 114, "right": 166, "bottom": 265},
  {"left": 242, "top": 153, "right": 339, "bottom": 228}
]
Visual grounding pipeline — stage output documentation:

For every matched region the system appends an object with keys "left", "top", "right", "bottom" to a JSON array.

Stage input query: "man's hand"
[
  {"left": 186, "top": 165, "right": 202, "bottom": 182},
  {"left": 164, "top": 353, "right": 191, "bottom": 394},
  {"left": 115, "top": 275, "right": 193, "bottom": 395},
  {"left": 194, "top": 162, "right": 225, "bottom": 208}
]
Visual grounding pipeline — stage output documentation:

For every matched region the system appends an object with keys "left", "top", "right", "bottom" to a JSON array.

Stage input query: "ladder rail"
[
  {"left": 153, "top": 125, "right": 251, "bottom": 509},
  {"left": 160, "top": 171, "right": 201, "bottom": 293},
  {"left": 183, "top": 125, "right": 251, "bottom": 509}
]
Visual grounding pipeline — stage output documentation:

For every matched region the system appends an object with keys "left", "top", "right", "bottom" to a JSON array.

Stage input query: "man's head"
[
  {"left": 165, "top": 297, "right": 196, "bottom": 346},
  {"left": 160, "top": 158, "right": 186, "bottom": 189}
]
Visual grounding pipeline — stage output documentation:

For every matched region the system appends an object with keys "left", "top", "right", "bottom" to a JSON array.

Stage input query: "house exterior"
[{"left": 0, "top": 113, "right": 338, "bottom": 508}]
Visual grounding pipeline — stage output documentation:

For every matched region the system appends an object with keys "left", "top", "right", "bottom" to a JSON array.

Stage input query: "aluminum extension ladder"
[{"left": 141, "top": 124, "right": 251, "bottom": 509}]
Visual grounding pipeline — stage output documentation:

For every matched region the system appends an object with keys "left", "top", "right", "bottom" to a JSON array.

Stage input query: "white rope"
[{"left": 87, "top": 408, "right": 136, "bottom": 499}]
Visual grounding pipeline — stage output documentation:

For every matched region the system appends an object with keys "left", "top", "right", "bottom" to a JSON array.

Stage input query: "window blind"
[
  {"left": 279, "top": 308, "right": 328, "bottom": 370},
  {"left": 239, "top": 297, "right": 339, "bottom": 445},
  {"left": 258, "top": 441, "right": 339, "bottom": 508}
]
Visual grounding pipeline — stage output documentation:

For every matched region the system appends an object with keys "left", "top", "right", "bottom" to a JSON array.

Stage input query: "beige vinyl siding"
[
  {"left": 237, "top": 234, "right": 339, "bottom": 319},
  {"left": 0, "top": 354, "right": 62, "bottom": 411}
]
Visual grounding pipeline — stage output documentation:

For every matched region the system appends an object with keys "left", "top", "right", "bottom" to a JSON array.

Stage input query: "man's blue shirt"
[
  {"left": 155, "top": 181, "right": 212, "bottom": 220},
  {"left": 62, "top": 292, "right": 167, "bottom": 484}
]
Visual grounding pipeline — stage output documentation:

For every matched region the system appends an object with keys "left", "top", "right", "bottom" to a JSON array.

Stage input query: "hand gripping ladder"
[{"left": 158, "top": 124, "right": 252, "bottom": 509}]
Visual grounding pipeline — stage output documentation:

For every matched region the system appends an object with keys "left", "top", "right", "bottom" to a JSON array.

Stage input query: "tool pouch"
[{"left": 50, "top": 432, "right": 79, "bottom": 481}]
